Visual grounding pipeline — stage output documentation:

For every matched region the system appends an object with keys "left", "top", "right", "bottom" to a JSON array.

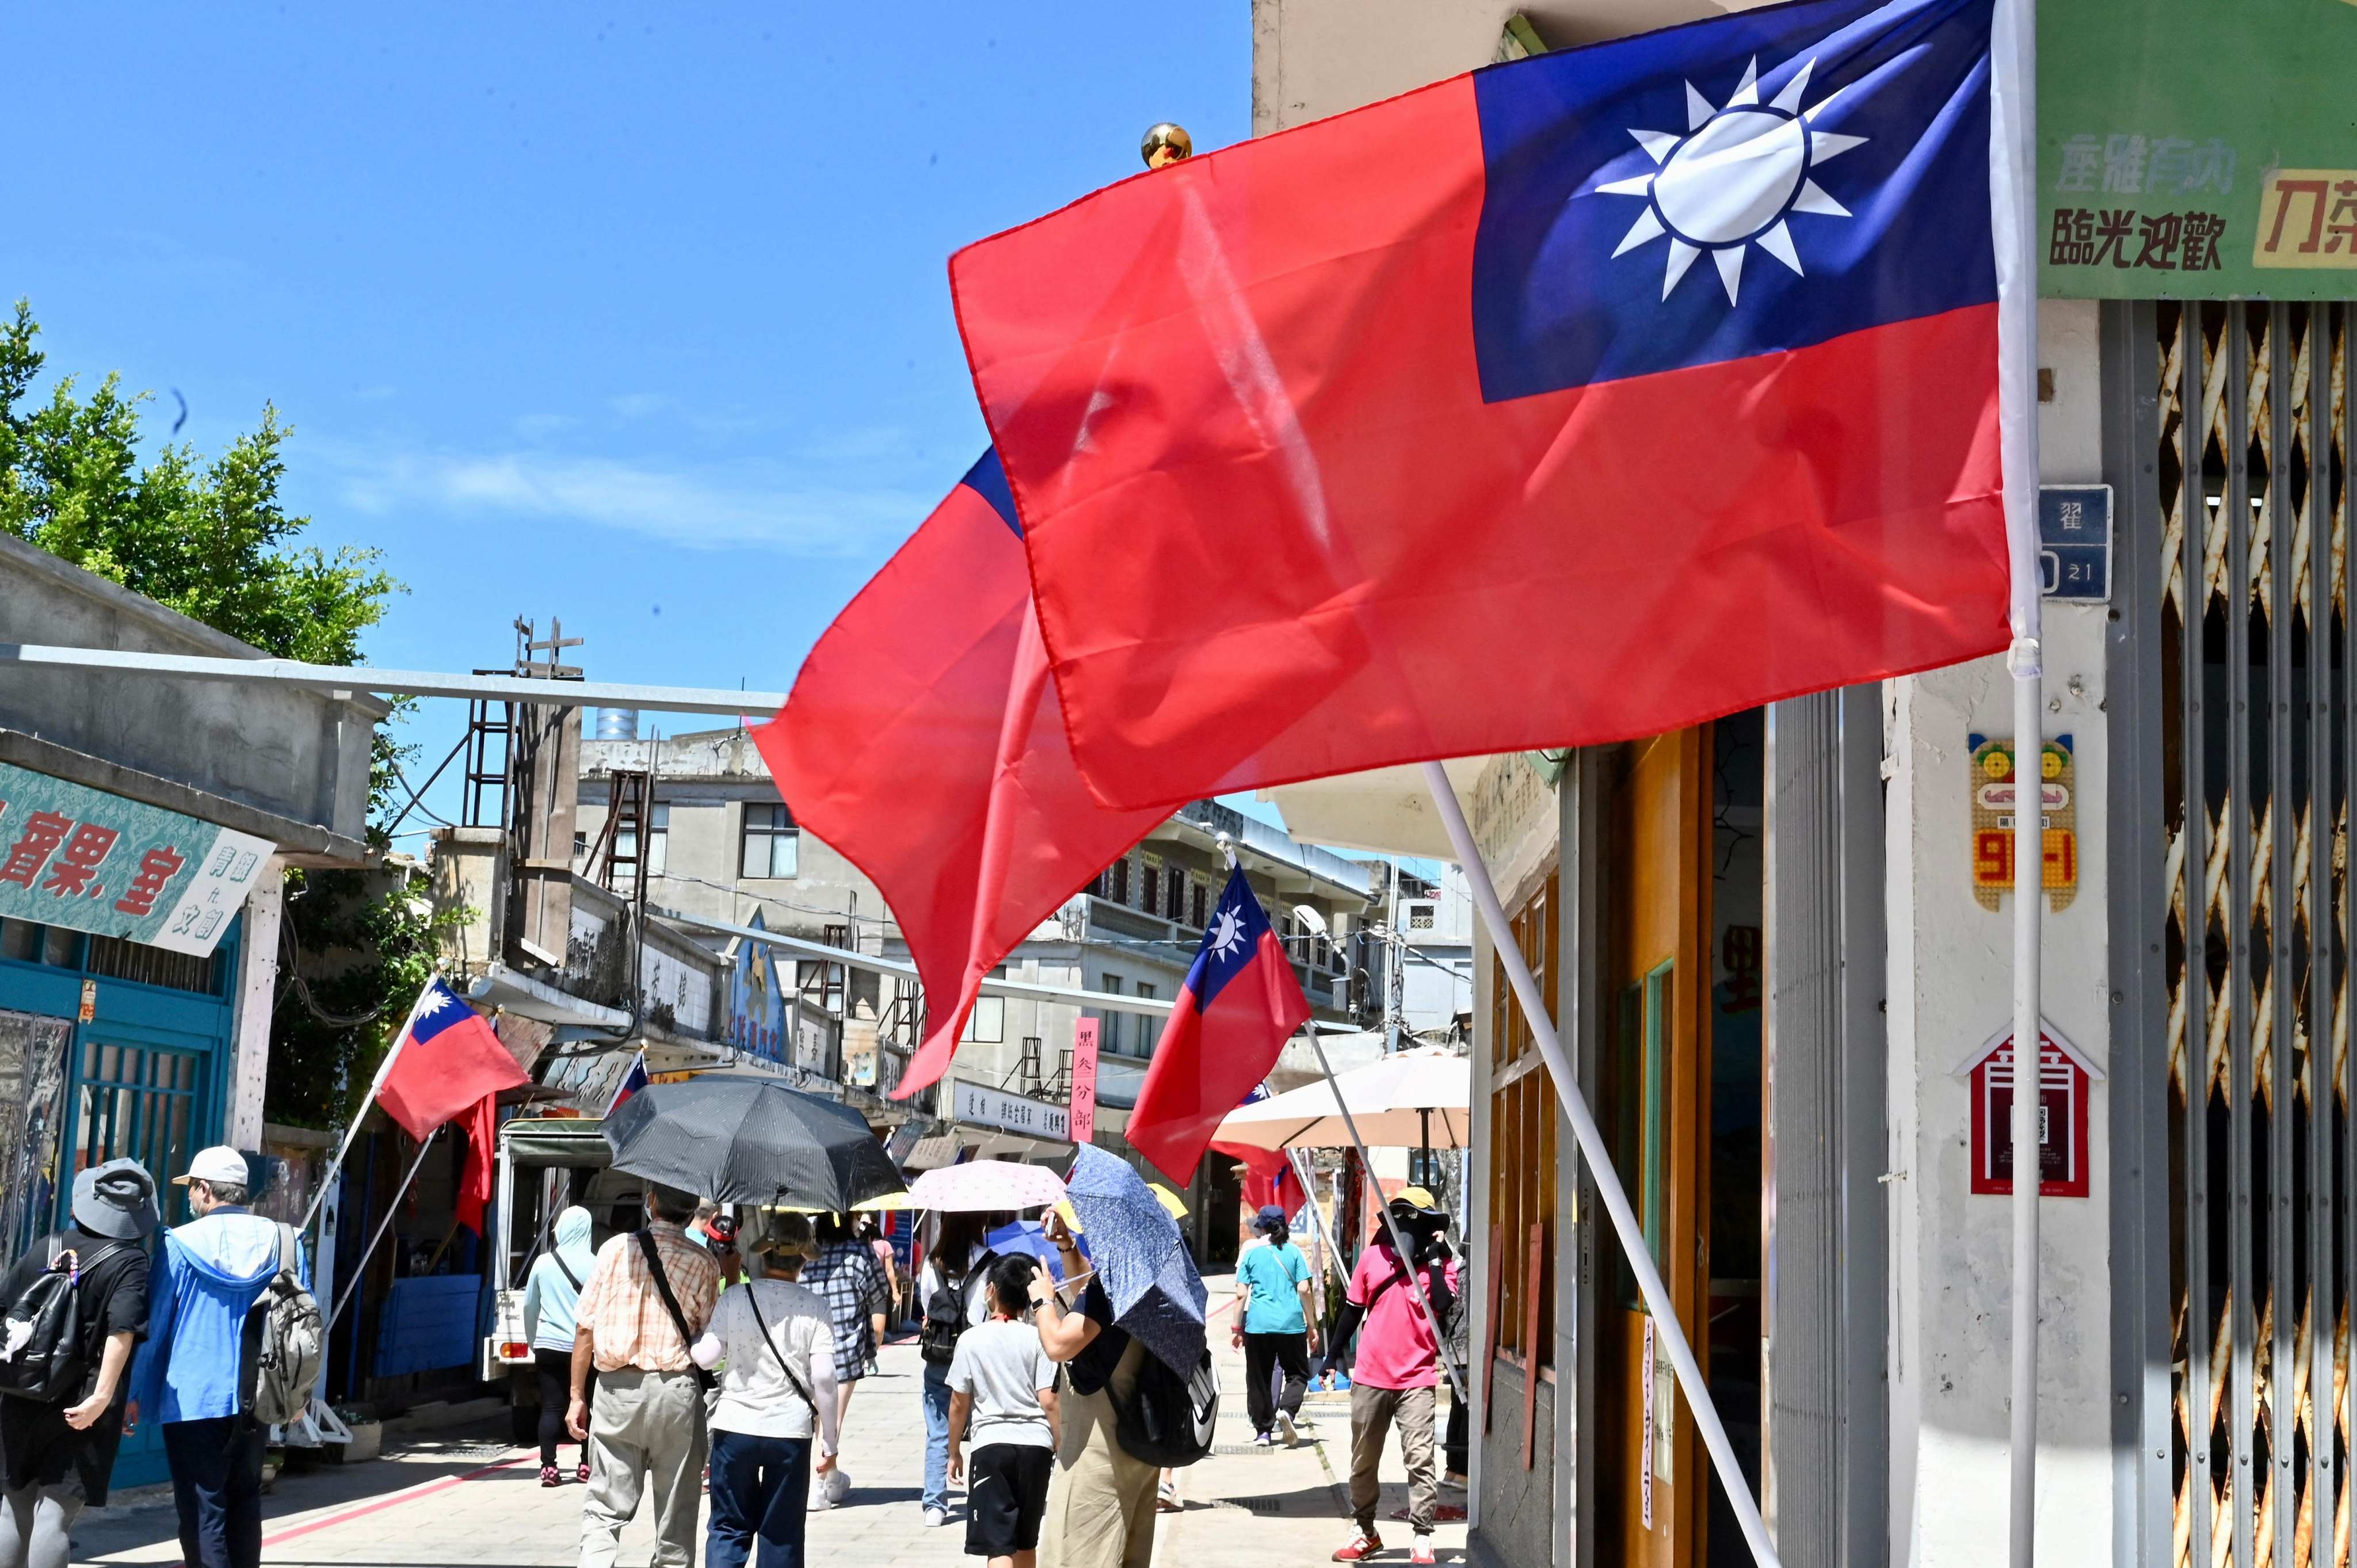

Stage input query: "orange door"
[{"left": 1595, "top": 728, "right": 1712, "bottom": 1567}]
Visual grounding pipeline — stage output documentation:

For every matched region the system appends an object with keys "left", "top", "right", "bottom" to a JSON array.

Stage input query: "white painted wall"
[{"left": 1886, "top": 298, "right": 2112, "bottom": 1565}]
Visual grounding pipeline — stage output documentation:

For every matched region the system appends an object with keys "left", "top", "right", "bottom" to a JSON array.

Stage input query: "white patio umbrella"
[{"left": 1210, "top": 1047, "right": 1470, "bottom": 1153}]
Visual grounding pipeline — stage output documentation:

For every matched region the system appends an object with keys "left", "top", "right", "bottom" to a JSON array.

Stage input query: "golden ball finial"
[{"left": 1141, "top": 123, "right": 1193, "bottom": 169}]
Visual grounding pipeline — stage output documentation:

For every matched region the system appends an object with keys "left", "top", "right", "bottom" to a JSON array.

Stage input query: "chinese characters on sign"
[
  {"left": 2047, "top": 206, "right": 2226, "bottom": 272},
  {"left": 2250, "top": 170, "right": 2357, "bottom": 270},
  {"left": 953, "top": 1081, "right": 1070, "bottom": 1143},
  {"left": 2039, "top": 484, "right": 2112, "bottom": 603},
  {"left": 1959, "top": 1021, "right": 2103, "bottom": 1199},
  {"left": 0, "top": 763, "right": 274, "bottom": 957},
  {"left": 1069, "top": 1018, "right": 1100, "bottom": 1148},
  {"left": 1968, "top": 734, "right": 2078, "bottom": 913}
]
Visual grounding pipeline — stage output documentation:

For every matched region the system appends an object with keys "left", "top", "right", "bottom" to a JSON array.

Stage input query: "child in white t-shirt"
[{"left": 945, "top": 1255, "right": 1063, "bottom": 1568}]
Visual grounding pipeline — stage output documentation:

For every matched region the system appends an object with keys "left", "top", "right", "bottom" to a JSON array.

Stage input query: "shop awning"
[{"left": 1255, "top": 758, "right": 1488, "bottom": 860}]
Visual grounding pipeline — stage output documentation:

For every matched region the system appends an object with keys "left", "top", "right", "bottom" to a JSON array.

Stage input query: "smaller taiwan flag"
[
  {"left": 1214, "top": 1085, "right": 1303, "bottom": 1217},
  {"left": 604, "top": 1051, "right": 651, "bottom": 1120},
  {"left": 376, "top": 978, "right": 530, "bottom": 1142},
  {"left": 1128, "top": 868, "right": 1312, "bottom": 1183}
]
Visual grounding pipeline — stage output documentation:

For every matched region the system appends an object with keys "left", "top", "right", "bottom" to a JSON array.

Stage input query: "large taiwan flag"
[
  {"left": 752, "top": 452, "right": 1166, "bottom": 1100},
  {"left": 1127, "top": 867, "right": 1312, "bottom": 1184},
  {"left": 951, "top": 0, "right": 2012, "bottom": 809}
]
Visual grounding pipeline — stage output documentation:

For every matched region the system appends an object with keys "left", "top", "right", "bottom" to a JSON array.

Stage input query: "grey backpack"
[{"left": 239, "top": 1224, "right": 323, "bottom": 1425}]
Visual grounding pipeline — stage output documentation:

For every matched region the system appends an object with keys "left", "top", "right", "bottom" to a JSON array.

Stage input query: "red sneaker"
[{"left": 1332, "top": 1531, "right": 1385, "bottom": 1562}]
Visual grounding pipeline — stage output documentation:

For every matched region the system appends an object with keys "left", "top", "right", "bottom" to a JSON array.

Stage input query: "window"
[
  {"left": 1141, "top": 856, "right": 1162, "bottom": 915},
  {"left": 1099, "top": 975, "right": 1123, "bottom": 1054},
  {"left": 1166, "top": 872, "right": 1185, "bottom": 922},
  {"left": 741, "top": 803, "right": 799, "bottom": 879},
  {"left": 1488, "top": 871, "right": 1559, "bottom": 1366},
  {"left": 615, "top": 803, "right": 669, "bottom": 879},
  {"left": 1133, "top": 983, "right": 1156, "bottom": 1055},
  {"left": 1190, "top": 878, "right": 1208, "bottom": 929},
  {"left": 961, "top": 995, "right": 1006, "bottom": 1043},
  {"left": 1111, "top": 859, "right": 1131, "bottom": 905}
]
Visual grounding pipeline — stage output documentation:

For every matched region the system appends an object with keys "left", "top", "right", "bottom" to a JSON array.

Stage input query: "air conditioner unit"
[{"left": 1402, "top": 900, "right": 1439, "bottom": 932}]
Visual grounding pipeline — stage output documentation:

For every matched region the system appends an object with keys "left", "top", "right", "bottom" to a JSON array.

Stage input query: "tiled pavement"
[{"left": 67, "top": 1276, "right": 1469, "bottom": 1567}]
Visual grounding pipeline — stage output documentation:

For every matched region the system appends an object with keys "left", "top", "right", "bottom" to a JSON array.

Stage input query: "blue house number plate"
[{"left": 2040, "top": 484, "right": 2112, "bottom": 604}]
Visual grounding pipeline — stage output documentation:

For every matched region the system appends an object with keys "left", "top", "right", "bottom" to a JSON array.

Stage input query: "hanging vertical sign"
[
  {"left": 1640, "top": 1315, "right": 1657, "bottom": 1528},
  {"left": 1069, "top": 1017, "right": 1100, "bottom": 1148}
]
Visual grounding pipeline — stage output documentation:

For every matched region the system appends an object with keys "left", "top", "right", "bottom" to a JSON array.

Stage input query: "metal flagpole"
[
  {"left": 1420, "top": 760, "right": 1779, "bottom": 1568},
  {"left": 1990, "top": 0, "right": 2044, "bottom": 1555},
  {"left": 326, "top": 1127, "right": 444, "bottom": 1334},
  {"left": 299, "top": 979, "right": 434, "bottom": 1237}
]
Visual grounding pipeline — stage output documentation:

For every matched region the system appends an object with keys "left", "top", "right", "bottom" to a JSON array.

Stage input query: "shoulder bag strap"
[
  {"left": 635, "top": 1230, "right": 701, "bottom": 1361},
  {"left": 742, "top": 1284, "right": 818, "bottom": 1413},
  {"left": 553, "top": 1253, "right": 582, "bottom": 1292}
]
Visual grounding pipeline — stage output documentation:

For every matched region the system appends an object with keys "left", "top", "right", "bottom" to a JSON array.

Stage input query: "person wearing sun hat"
[{"left": 0, "top": 1158, "right": 157, "bottom": 1568}]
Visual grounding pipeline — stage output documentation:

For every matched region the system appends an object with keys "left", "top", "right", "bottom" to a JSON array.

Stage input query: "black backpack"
[
  {"left": 0, "top": 1239, "right": 123, "bottom": 1404},
  {"left": 1113, "top": 1345, "right": 1220, "bottom": 1468},
  {"left": 919, "top": 1252, "right": 991, "bottom": 1367}
]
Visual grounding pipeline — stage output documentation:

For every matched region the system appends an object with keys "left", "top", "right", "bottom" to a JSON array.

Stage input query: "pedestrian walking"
[
  {"left": 1326, "top": 1189, "right": 1456, "bottom": 1567},
  {"left": 566, "top": 1182, "right": 720, "bottom": 1568},
  {"left": 859, "top": 1215, "right": 898, "bottom": 1372},
  {"left": 124, "top": 1147, "right": 309, "bottom": 1568},
  {"left": 1232, "top": 1205, "right": 1319, "bottom": 1449},
  {"left": 0, "top": 1159, "right": 157, "bottom": 1568},
  {"left": 945, "top": 1256, "right": 1061, "bottom": 1568},
  {"left": 1031, "top": 1211, "right": 1158, "bottom": 1568},
  {"left": 690, "top": 1215, "right": 838, "bottom": 1568},
  {"left": 797, "top": 1213, "right": 886, "bottom": 1510},
  {"left": 522, "top": 1206, "right": 598, "bottom": 1487},
  {"left": 914, "top": 1211, "right": 996, "bottom": 1529}
]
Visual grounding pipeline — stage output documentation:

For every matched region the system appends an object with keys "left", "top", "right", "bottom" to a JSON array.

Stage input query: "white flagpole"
[
  {"left": 298, "top": 975, "right": 437, "bottom": 1237},
  {"left": 1990, "top": 0, "right": 2044, "bottom": 1556},
  {"left": 1420, "top": 761, "right": 1779, "bottom": 1568}
]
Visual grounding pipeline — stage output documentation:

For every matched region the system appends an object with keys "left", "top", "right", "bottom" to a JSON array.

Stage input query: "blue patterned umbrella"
[{"left": 1061, "top": 1145, "right": 1206, "bottom": 1375}]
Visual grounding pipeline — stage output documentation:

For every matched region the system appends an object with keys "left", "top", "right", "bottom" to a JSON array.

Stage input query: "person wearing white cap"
[
  {"left": 0, "top": 1158, "right": 157, "bottom": 1568},
  {"left": 125, "top": 1146, "right": 307, "bottom": 1568}
]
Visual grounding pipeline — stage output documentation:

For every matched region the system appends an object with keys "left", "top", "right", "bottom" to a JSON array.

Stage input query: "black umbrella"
[{"left": 602, "top": 1077, "right": 907, "bottom": 1210}]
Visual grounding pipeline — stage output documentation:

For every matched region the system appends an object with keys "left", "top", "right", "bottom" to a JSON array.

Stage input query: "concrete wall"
[
  {"left": 0, "top": 532, "right": 382, "bottom": 863},
  {"left": 1884, "top": 299, "right": 2112, "bottom": 1566}
]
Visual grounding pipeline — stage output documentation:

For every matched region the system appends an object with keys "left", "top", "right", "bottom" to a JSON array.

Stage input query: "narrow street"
[{"left": 65, "top": 1285, "right": 1469, "bottom": 1568}]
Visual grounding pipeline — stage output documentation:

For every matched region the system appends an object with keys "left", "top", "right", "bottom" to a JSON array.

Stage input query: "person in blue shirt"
[
  {"left": 1230, "top": 1206, "right": 1320, "bottom": 1448},
  {"left": 125, "top": 1146, "right": 308, "bottom": 1568},
  {"left": 521, "top": 1206, "right": 598, "bottom": 1487}
]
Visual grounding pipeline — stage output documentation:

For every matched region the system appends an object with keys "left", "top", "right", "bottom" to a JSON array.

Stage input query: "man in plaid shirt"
[
  {"left": 797, "top": 1215, "right": 888, "bottom": 1508},
  {"left": 566, "top": 1183, "right": 720, "bottom": 1568}
]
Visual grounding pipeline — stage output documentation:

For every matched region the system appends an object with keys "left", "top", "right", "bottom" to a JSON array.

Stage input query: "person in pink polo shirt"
[{"left": 1328, "top": 1190, "right": 1458, "bottom": 1567}]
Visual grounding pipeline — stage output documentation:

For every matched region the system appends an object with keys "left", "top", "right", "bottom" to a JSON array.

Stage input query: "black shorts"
[{"left": 966, "top": 1443, "right": 1054, "bottom": 1557}]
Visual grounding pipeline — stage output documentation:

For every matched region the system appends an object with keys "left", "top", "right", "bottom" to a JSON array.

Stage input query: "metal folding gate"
[{"left": 2148, "top": 299, "right": 2355, "bottom": 1568}]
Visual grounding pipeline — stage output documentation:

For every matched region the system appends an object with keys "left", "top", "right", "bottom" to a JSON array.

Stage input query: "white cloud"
[{"left": 322, "top": 441, "right": 928, "bottom": 555}]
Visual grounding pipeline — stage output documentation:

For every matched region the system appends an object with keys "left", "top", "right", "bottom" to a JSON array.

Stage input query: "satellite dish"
[{"left": 1292, "top": 905, "right": 1329, "bottom": 936}]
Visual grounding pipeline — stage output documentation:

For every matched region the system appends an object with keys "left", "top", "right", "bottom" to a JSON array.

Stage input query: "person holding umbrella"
[{"left": 1029, "top": 1212, "right": 1155, "bottom": 1568}]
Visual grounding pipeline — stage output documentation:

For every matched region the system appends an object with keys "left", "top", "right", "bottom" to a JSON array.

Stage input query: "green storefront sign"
[
  {"left": 0, "top": 762, "right": 273, "bottom": 957},
  {"left": 2041, "top": 0, "right": 2357, "bottom": 298}
]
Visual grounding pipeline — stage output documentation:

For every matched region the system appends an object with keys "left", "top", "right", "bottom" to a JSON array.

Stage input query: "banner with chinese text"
[
  {"left": 0, "top": 762, "right": 274, "bottom": 957},
  {"left": 2041, "top": 0, "right": 2357, "bottom": 297}
]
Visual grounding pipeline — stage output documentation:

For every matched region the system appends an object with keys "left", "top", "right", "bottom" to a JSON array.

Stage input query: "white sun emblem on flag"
[
  {"left": 1596, "top": 56, "right": 1867, "bottom": 306},
  {"left": 417, "top": 986, "right": 453, "bottom": 1017},
  {"left": 1207, "top": 906, "right": 1248, "bottom": 962}
]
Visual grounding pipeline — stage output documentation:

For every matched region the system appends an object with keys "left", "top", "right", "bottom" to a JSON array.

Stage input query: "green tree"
[{"left": 1, "top": 297, "right": 440, "bottom": 1127}]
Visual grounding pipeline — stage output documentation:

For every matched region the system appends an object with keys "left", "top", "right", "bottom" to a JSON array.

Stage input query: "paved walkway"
[{"left": 66, "top": 1280, "right": 1468, "bottom": 1568}]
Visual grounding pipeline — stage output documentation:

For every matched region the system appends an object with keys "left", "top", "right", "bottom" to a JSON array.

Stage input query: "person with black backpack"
[
  {"left": 913, "top": 1211, "right": 994, "bottom": 1530},
  {"left": 124, "top": 1146, "right": 312, "bottom": 1568},
  {"left": 521, "top": 1206, "right": 598, "bottom": 1487},
  {"left": 0, "top": 1158, "right": 156, "bottom": 1568}
]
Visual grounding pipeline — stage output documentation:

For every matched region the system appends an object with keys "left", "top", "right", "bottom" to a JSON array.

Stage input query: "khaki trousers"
[
  {"left": 579, "top": 1368, "right": 708, "bottom": 1568},
  {"left": 1349, "top": 1382, "right": 1438, "bottom": 1535},
  {"left": 1039, "top": 1338, "right": 1158, "bottom": 1568}
]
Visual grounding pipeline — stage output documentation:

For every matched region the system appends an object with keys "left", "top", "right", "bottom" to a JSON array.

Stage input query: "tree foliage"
[{"left": 2, "top": 297, "right": 438, "bottom": 1128}]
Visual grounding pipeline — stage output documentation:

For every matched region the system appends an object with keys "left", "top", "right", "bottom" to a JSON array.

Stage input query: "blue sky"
[{"left": 9, "top": 4, "right": 1250, "bottom": 835}]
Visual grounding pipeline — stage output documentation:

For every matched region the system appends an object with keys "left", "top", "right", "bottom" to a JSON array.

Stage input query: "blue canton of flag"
[{"left": 1188, "top": 864, "right": 1282, "bottom": 1009}]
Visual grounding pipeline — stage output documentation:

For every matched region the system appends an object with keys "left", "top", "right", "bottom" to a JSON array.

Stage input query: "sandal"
[
  {"left": 577, "top": 1460, "right": 592, "bottom": 1483},
  {"left": 540, "top": 1466, "right": 562, "bottom": 1489}
]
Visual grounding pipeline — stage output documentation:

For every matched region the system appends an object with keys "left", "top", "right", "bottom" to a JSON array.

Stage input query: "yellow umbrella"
[
  {"left": 1055, "top": 1183, "right": 1187, "bottom": 1234},
  {"left": 854, "top": 1191, "right": 918, "bottom": 1212}
]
